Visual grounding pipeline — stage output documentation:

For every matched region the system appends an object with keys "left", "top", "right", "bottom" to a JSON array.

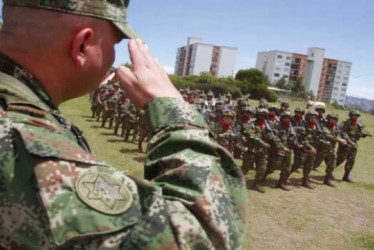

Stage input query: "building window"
[
  {"left": 283, "top": 75, "right": 289, "bottom": 78},
  {"left": 343, "top": 77, "right": 349, "bottom": 80},
  {"left": 284, "top": 68, "right": 290, "bottom": 72},
  {"left": 342, "top": 83, "right": 347, "bottom": 86},
  {"left": 275, "top": 67, "right": 281, "bottom": 71},
  {"left": 341, "top": 88, "right": 346, "bottom": 91},
  {"left": 339, "top": 99, "right": 344, "bottom": 102},
  {"left": 341, "top": 94, "right": 345, "bottom": 97},
  {"left": 286, "top": 56, "right": 291, "bottom": 60},
  {"left": 277, "top": 55, "right": 283, "bottom": 59},
  {"left": 285, "top": 62, "right": 291, "bottom": 66},
  {"left": 334, "top": 87, "right": 339, "bottom": 91},
  {"left": 274, "top": 73, "right": 280, "bottom": 77}
]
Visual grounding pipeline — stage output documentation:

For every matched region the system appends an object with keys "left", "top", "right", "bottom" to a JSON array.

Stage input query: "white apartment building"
[
  {"left": 175, "top": 37, "right": 237, "bottom": 77},
  {"left": 255, "top": 47, "right": 352, "bottom": 105}
]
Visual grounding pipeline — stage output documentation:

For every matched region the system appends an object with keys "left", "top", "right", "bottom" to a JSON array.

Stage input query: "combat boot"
[
  {"left": 342, "top": 170, "right": 353, "bottom": 183},
  {"left": 276, "top": 174, "right": 290, "bottom": 191},
  {"left": 301, "top": 176, "right": 314, "bottom": 189},
  {"left": 252, "top": 180, "right": 265, "bottom": 193},
  {"left": 323, "top": 173, "right": 335, "bottom": 187}
]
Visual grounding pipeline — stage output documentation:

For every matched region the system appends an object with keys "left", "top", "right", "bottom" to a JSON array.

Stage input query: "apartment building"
[
  {"left": 256, "top": 47, "right": 352, "bottom": 105},
  {"left": 175, "top": 37, "right": 237, "bottom": 77}
]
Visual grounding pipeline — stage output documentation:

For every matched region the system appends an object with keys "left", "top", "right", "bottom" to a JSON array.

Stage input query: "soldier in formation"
[{"left": 91, "top": 84, "right": 371, "bottom": 193}]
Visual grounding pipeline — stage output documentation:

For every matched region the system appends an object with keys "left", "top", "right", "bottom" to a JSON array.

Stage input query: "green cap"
[
  {"left": 4, "top": 0, "right": 140, "bottom": 39},
  {"left": 349, "top": 110, "right": 361, "bottom": 117}
]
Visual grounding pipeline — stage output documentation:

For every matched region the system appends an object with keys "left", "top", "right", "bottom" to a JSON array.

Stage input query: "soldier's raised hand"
[{"left": 116, "top": 39, "right": 183, "bottom": 108}]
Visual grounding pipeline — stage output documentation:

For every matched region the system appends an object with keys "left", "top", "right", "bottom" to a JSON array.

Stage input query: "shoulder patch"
[{"left": 75, "top": 172, "right": 133, "bottom": 215}]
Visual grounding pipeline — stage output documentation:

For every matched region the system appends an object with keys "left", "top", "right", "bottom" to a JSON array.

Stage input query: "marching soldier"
[
  {"left": 315, "top": 106, "right": 327, "bottom": 125},
  {"left": 137, "top": 110, "right": 150, "bottom": 152},
  {"left": 123, "top": 103, "right": 139, "bottom": 142},
  {"left": 215, "top": 110, "right": 237, "bottom": 154},
  {"left": 337, "top": 110, "right": 371, "bottom": 182},
  {"left": 233, "top": 106, "right": 253, "bottom": 159},
  {"left": 298, "top": 110, "right": 325, "bottom": 189},
  {"left": 224, "top": 93, "right": 233, "bottom": 110},
  {"left": 277, "top": 101, "right": 290, "bottom": 116},
  {"left": 291, "top": 107, "right": 307, "bottom": 173},
  {"left": 272, "top": 111, "right": 297, "bottom": 191},
  {"left": 101, "top": 86, "right": 118, "bottom": 128},
  {"left": 241, "top": 108, "right": 275, "bottom": 193},
  {"left": 313, "top": 114, "right": 347, "bottom": 187},
  {"left": 205, "top": 90, "right": 215, "bottom": 109}
]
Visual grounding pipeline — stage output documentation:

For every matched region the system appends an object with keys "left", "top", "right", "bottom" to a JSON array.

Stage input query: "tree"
[
  {"left": 291, "top": 77, "right": 304, "bottom": 96},
  {"left": 275, "top": 76, "right": 287, "bottom": 89},
  {"left": 235, "top": 68, "right": 267, "bottom": 85},
  {"left": 199, "top": 72, "right": 214, "bottom": 83}
]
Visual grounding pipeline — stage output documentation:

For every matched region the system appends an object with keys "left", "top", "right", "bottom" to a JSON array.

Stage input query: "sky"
[{"left": 1, "top": 0, "right": 374, "bottom": 99}]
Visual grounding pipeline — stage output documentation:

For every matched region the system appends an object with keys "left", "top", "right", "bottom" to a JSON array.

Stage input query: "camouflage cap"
[
  {"left": 326, "top": 113, "right": 339, "bottom": 121},
  {"left": 349, "top": 110, "right": 361, "bottom": 116},
  {"left": 268, "top": 105, "right": 278, "bottom": 111},
  {"left": 241, "top": 106, "right": 253, "bottom": 114},
  {"left": 256, "top": 108, "right": 269, "bottom": 116},
  {"left": 280, "top": 111, "right": 292, "bottom": 118},
  {"left": 4, "top": 0, "right": 140, "bottom": 39},
  {"left": 222, "top": 109, "right": 235, "bottom": 117},
  {"left": 305, "top": 110, "right": 318, "bottom": 118},
  {"left": 281, "top": 101, "right": 289, "bottom": 108},
  {"left": 294, "top": 107, "right": 305, "bottom": 114}
]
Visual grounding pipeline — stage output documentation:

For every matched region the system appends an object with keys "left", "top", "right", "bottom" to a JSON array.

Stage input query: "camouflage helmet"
[
  {"left": 256, "top": 108, "right": 269, "bottom": 116},
  {"left": 315, "top": 106, "right": 326, "bottom": 113},
  {"left": 349, "top": 110, "right": 361, "bottom": 117},
  {"left": 226, "top": 92, "right": 232, "bottom": 98},
  {"left": 294, "top": 107, "right": 305, "bottom": 114},
  {"left": 258, "top": 98, "right": 269, "bottom": 108},
  {"left": 222, "top": 109, "right": 235, "bottom": 117},
  {"left": 268, "top": 105, "right": 278, "bottom": 111},
  {"left": 237, "top": 98, "right": 248, "bottom": 107},
  {"left": 280, "top": 111, "right": 292, "bottom": 119},
  {"left": 281, "top": 101, "right": 290, "bottom": 108},
  {"left": 241, "top": 106, "right": 253, "bottom": 115},
  {"left": 215, "top": 100, "right": 223, "bottom": 106},
  {"left": 113, "top": 82, "right": 120, "bottom": 87},
  {"left": 4, "top": 0, "right": 140, "bottom": 39},
  {"left": 179, "top": 89, "right": 186, "bottom": 95},
  {"left": 207, "top": 90, "right": 214, "bottom": 97},
  {"left": 326, "top": 113, "right": 339, "bottom": 121},
  {"left": 305, "top": 110, "right": 318, "bottom": 119}
]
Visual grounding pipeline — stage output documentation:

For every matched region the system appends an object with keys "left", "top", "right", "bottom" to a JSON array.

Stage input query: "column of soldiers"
[
  {"left": 90, "top": 80, "right": 150, "bottom": 152},
  {"left": 91, "top": 86, "right": 371, "bottom": 193}
]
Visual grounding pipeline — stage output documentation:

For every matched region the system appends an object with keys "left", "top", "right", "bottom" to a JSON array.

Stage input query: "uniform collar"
[{"left": 0, "top": 52, "right": 58, "bottom": 111}]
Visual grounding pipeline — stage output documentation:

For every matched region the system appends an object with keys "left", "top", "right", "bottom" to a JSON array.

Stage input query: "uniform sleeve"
[{"left": 142, "top": 97, "right": 247, "bottom": 249}]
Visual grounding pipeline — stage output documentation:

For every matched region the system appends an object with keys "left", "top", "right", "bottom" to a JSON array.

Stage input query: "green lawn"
[{"left": 61, "top": 95, "right": 374, "bottom": 250}]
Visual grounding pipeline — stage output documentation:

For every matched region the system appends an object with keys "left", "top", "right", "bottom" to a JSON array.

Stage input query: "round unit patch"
[{"left": 75, "top": 173, "right": 133, "bottom": 215}]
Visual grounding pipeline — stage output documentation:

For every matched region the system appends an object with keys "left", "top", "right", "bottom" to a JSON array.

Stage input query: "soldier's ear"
[{"left": 71, "top": 28, "right": 94, "bottom": 68}]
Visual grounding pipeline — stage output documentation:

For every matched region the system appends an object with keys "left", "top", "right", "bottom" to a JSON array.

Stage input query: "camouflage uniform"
[
  {"left": 241, "top": 108, "right": 276, "bottom": 193},
  {"left": 137, "top": 110, "right": 150, "bottom": 152},
  {"left": 298, "top": 110, "right": 325, "bottom": 189},
  {"left": 233, "top": 106, "right": 253, "bottom": 159},
  {"left": 101, "top": 87, "right": 118, "bottom": 129},
  {"left": 113, "top": 98, "right": 130, "bottom": 136},
  {"left": 313, "top": 114, "right": 345, "bottom": 187},
  {"left": 0, "top": 53, "right": 246, "bottom": 249},
  {"left": 122, "top": 103, "right": 139, "bottom": 142},
  {"left": 215, "top": 110, "right": 237, "bottom": 154},
  {"left": 277, "top": 101, "right": 289, "bottom": 116},
  {"left": 290, "top": 108, "right": 306, "bottom": 173},
  {"left": 272, "top": 112, "right": 298, "bottom": 191},
  {"left": 336, "top": 110, "right": 371, "bottom": 182},
  {"left": 265, "top": 105, "right": 279, "bottom": 177}
]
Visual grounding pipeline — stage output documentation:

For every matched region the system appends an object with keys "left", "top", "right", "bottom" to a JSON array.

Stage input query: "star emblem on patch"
[{"left": 76, "top": 173, "right": 133, "bottom": 215}]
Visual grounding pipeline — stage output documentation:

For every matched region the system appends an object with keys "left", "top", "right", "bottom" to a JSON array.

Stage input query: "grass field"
[{"left": 61, "top": 95, "right": 374, "bottom": 250}]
